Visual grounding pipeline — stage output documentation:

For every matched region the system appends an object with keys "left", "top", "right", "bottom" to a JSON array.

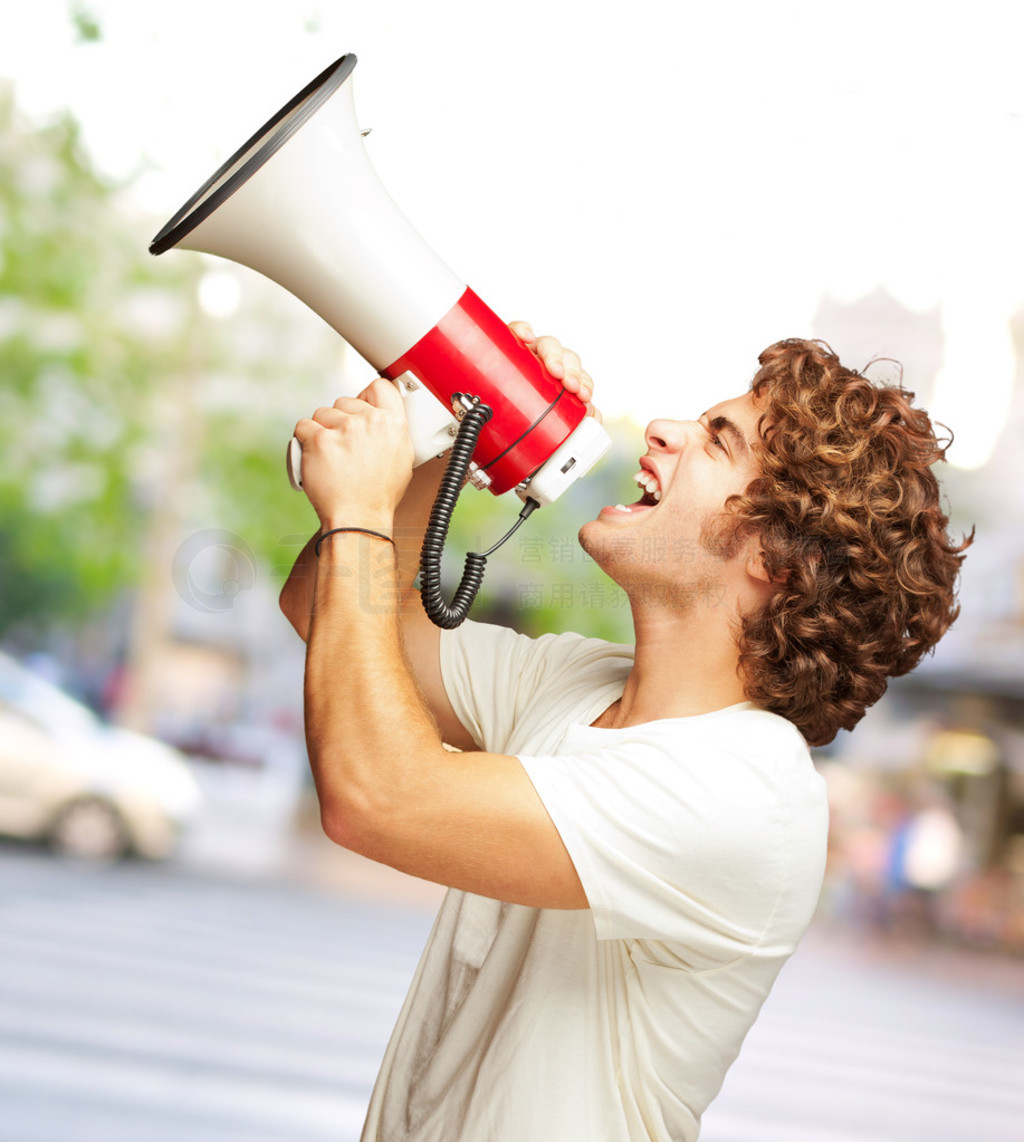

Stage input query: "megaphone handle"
[{"left": 286, "top": 436, "right": 304, "bottom": 491}]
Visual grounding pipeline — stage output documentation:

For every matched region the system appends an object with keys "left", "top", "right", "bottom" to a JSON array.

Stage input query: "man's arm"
[
  {"left": 294, "top": 375, "right": 590, "bottom": 908},
  {"left": 308, "top": 530, "right": 586, "bottom": 907},
  {"left": 278, "top": 453, "right": 475, "bottom": 750},
  {"left": 277, "top": 454, "right": 446, "bottom": 641}
]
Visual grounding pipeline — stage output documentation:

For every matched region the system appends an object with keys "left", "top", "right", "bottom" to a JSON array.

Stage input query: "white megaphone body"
[{"left": 151, "top": 53, "right": 610, "bottom": 626}]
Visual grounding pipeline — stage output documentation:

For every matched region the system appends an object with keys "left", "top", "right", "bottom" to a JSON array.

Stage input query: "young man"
[{"left": 281, "top": 327, "right": 969, "bottom": 1141}]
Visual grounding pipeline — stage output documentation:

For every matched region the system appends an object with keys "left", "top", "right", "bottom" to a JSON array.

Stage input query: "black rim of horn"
[{"left": 149, "top": 53, "right": 358, "bottom": 255}]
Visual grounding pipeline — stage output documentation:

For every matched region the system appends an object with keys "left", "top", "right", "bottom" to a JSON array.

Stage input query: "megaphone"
[{"left": 150, "top": 53, "right": 610, "bottom": 627}]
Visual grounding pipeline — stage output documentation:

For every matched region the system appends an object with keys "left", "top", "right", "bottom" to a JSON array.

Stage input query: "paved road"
[
  {"left": 1, "top": 846, "right": 1022, "bottom": 1142},
  {"left": 0, "top": 847, "right": 432, "bottom": 1142}
]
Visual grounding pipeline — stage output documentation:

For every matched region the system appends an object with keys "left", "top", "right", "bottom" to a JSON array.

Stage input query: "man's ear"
[{"left": 745, "top": 542, "right": 787, "bottom": 586}]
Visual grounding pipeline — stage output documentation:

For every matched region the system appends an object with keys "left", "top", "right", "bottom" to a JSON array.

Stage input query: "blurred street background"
[
  {"left": 2, "top": 2, "right": 1024, "bottom": 1140},
  {"left": 2, "top": 835, "right": 1023, "bottom": 1142}
]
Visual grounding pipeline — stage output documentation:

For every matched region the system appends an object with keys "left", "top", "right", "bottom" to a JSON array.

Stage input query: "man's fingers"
[
  {"left": 533, "top": 334, "right": 567, "bottom": 379},
  {"left": 509, "top": 320, "right": 536, "bottom": 344},
  {"left": 307, "top": 381, "right": 407, "bottom": 445},
  {"left": 509, "top": 322, "right": 594, "bottom": 404},
  {"left": 360, "top": 377, "right": 406, "bottom": 411},
  {"left": 532, "top": 336, "right": 585, "bottom": 386},
  {"left": 332, "top": 394, "right": 373, "bottom": 413},
  {"left": 335, "top": 379, "right": 407, "bottom": 414},
  {"left": 560, "top": 350, "right": 585, "bottom": 392},
  {"left": 293, "top": 416, "right": 321, "bottom": 443},
  {"left": 315, "top": 403, "right": 360, "bottom": 427},
  {"left": 299, "top": 400, "right": 370, "bottom": 442}
]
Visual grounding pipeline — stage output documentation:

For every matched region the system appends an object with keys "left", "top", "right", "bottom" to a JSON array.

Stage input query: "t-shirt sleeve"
[
  {"left": 519, "top": 726, "right": 821, "bottom": 959},
  {"left": 439, "top": 619, "right": 596, "bottom": 753}
]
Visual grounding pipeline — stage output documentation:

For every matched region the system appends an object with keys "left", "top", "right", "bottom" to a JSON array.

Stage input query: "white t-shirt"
[{"left": 361, "top": 621, "right": 828, "bottom": 1142}]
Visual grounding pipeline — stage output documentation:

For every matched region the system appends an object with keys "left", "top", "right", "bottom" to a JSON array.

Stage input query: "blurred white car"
[{"left": 0, "top": 652, "right": 202, "bottom": 860}]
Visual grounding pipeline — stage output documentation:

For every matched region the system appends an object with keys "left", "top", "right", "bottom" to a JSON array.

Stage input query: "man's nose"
[{"left": 645, "top": 419, "right": 700, "bottom": 452}]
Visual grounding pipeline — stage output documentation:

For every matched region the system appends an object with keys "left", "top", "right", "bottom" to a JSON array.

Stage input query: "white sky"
[{"left": 2, "top": 0, "right": 1023, "bottom": 467}]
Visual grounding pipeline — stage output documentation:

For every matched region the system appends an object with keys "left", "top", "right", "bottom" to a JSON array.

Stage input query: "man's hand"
[
  {"left": 292, "top": 378, "right": 415, "bottom": 532},
  {"left": 509, "top": 321, "right": 601, "bottom": 421},
  {"left": 292, "top": 324, "right": 595, "bottom": 535},
  {"left": 280, "top": 321, "right": 600, "bottom": 643}
]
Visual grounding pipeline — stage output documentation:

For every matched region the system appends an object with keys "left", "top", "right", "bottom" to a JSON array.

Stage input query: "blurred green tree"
[
  {"left": 0, "top": 88, "right": 334, "bottom": 644},
  {"left": 0, "top": 88, "right": 184, "bottom": 636}
]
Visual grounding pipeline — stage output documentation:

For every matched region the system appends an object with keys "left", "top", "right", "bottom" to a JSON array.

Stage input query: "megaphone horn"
[{"left": 151, "top": 53, "right": 610, "bottom": 626}]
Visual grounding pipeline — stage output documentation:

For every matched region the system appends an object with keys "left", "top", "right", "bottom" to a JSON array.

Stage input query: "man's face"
[{"left": 579, "top": 390, "right": 766, "bottom": 605}]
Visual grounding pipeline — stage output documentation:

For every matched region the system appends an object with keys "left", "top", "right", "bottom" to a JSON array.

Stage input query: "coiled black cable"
[
  {"left": 419, "top": 396, "right": 539, "bottom": 629},
  {"left": 419, "top": 398, "right": 493, "bottom": 629}
]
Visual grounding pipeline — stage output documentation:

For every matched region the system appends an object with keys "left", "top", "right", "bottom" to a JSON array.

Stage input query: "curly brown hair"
[{"left": 732, "top": 339, "right": 972, "bottom": 746}]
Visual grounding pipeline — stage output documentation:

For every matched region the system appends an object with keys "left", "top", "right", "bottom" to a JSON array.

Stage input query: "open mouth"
[
  {"left": 608, "top": 468, "right": 662, "bottom": 514},
  {"left": 634, "top": 467, "right": 662, "bottom": 504}
]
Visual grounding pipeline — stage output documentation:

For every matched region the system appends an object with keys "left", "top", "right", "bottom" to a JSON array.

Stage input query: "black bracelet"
[{"left": 315, "top": 527, "right": 396, "bottom": 557}]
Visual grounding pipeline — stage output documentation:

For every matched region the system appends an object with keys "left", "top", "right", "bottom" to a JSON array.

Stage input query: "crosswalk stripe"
[
  {"left": 0, "top": 1040, "right": 367, "bottom": 1138},
  {"left": 0, "top": 881, "right": 429, "bottom": 968},
  {"left": 2, "top": 955, "right": 390, "bottom": 1041},
  {"left": 0, "top": 928, "right": 414, "bottom": 1010},
  {"left": 734, "top": 1019, "right": 1024, "bottom": 1102},
  {"left": 0, "top": 997, "right": 385, "bottom": 1087},
  {"left": 702, "top": 1113, "right": 911, "bottom": 1142}
]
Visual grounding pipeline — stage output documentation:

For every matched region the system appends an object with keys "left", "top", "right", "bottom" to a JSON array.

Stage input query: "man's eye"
[{"left": 708, "top": 429, "right": 725, "bottom": 450}]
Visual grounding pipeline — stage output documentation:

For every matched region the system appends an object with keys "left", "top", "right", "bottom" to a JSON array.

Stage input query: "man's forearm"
[
  {"left": 391, "top": 454, "right": 448, "bottom": 593},
  {"left": 280, "top": 453, "right": 447, "bottom": 639},
  {"left": 304, "top": 531, "right": 445, "bottom": 848}
]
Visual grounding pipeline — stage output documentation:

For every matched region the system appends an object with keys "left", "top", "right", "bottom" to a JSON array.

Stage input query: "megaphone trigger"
[{"left": 286, "top": 436, "right": 304, "bottom": 492}]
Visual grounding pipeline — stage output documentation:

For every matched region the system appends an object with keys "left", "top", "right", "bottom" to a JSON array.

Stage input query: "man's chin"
[{"left": 578, "top": 518, "right": 615, "bottom": 566}]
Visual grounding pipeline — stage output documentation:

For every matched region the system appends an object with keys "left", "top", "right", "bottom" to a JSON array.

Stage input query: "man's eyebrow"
[{"left": 708, "top": 415, "right": 750, "bottom": 458}]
